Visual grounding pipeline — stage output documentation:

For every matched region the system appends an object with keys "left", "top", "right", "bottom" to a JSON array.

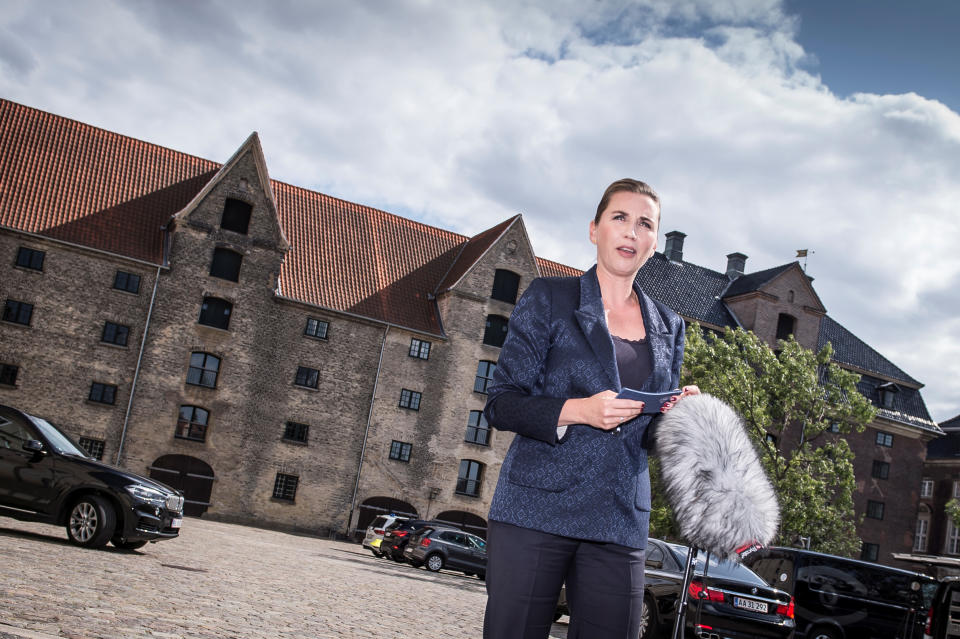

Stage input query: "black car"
[
  {"left": 0, "top": 404, "right": 184, "bottom": 549},
  {"left": 403, "top": 525, "right": 487, "bottom": 578},
  {"left": 380, "top": 518, "right": 438, "bottom": 561},
  {"left": 921, "top": 575, "right": 959, "bottom": 639},
  {"left": 641, "top": 539, "right": 795, "bottom": 638},
  {"left": 743, "top": 546, "right": 935, "bottom": 639}
]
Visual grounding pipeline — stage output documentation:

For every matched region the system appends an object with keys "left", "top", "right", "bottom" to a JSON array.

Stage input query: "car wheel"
[
  {"left": 638, "top": 594, "right": 656, "bottom": 638},
  {"left": 426, "top": 553, "right": 444, "bottom": 572},
  {"left": 66, "top": 495, "right": 116, "bottom": 548},
  {"left": 809, "top": 627, "right": 840, "bottom": 639},
  {"left": 111, "top": 538, "right": 147, "bottom": 550}
]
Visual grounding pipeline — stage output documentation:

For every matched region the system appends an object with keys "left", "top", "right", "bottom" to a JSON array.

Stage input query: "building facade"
[{"left": 0, "top": 100, "right": 941, "bottom": 561}]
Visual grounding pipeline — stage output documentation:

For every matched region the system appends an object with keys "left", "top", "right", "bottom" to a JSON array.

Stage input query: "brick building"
[{"left": 0, "top": 100, "right": 941, "bottom": 561}]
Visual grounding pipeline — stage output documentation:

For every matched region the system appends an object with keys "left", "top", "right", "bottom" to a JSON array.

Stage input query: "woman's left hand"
[{"left": 660, "top": 385, "right": 700, "bottom": 413}]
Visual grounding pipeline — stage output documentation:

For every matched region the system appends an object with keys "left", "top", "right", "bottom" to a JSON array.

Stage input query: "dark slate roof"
[
  {"left": 635, "top": 252, "right": 738, "bottom": 328},
  {"left": 927, "top": 430, "right": 960, "bottom": 458},
  {"left": 723, "top": 262, "right": 795, "bottom": 298},
  {"left": 942, "top": 414, "right": 960, "bottom": 431},
  {"left": 855, "top": 374, "right": 939, "bottom": 433},
  {"left": 818, "top": 316, "right": 921, "bottom": 386}
]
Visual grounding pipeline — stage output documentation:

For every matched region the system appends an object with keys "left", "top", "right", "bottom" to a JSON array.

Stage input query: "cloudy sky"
[{"left": 2, "top": 0, "right": 959, "bottom": 421}]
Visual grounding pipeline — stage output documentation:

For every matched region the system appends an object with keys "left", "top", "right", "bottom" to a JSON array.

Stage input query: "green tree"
[
  {"left": 946, "top": 498, "right": 960, "bottom": 529},
  {"left": 650, "top": 324, "right": 875, "bottom": 556}
]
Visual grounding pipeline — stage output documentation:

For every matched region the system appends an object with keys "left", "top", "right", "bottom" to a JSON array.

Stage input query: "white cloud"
[{"left": 2, "top": 0, "right": 959, "bottom": 420}]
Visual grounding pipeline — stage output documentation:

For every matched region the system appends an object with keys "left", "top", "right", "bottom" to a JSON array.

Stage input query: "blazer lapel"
[{"left": 574, "top": 266, "right": 621, "bottom": 390}]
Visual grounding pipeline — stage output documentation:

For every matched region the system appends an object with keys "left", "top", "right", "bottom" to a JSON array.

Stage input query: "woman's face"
[{"left": 589, "top": 191, "right": 659, "bottom": 277}]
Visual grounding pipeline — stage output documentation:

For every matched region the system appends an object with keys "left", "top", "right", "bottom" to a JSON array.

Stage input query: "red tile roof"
[
  {"left": 538, "top": 257, "right": 583, "bottom": 279},
  {"left": 0, "top": 99, "right": 581, "bottom": 335}
]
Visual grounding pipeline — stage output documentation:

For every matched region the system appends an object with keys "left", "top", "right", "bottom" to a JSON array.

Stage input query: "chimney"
[
  {"left": 664, "top": 231, "right": 686, "bottom": 262},
  {"left": 726, "top": 252, "right": 747, "bottom": 280}
]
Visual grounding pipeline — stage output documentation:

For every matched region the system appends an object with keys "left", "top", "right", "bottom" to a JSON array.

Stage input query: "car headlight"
[
  {"left": 125, "top": 484, "right": 169, "bottom": 508},
  {"left": 166, "top": 493, "right": 184, "bottom": 512}
]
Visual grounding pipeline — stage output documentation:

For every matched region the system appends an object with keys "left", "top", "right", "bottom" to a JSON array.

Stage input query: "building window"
[
  {"left": 221, "top": 198, "right": 252, "bottom": 234},
  {"left": 305, "top": 318, "right": 329, "bottom": 339},
  {"left": 187, "top": 352, "right": 220, "bottom": 388},
  {"left": 915, "top": 517, "right": 929, "bottom": 552},
  {"left": 15, "top": 246, "right": 45, "bottom": 271},
  {"left": 483, "top": 314, "right": 509, "bottom": 348},
  {"left": 875, "top": 431, "right": 894, "bottom": 447},
  {"left": 209, "top": 248, "right": 243, "bottom": 282},
  {"left": 399, "top": 389, "right": 422, "bottom": 411},
  {"left": 878, "top": 382, "right": 898, "bottom": 409},
  {"left": 827, "top": 422, "right": 841, "bottom": 433},
  {"left": 3, "top": 299, "right": 33, "bottom": 326},
  {"left": 0, "top": 363, "right": 18, "bottom": 387},
  {"left": 272, "top": 473, "right": 298, "bottom": 502},
  {"left": 765, "top": 432, "right": 778, "bottom": 446},
  {"left": 491, "top": 269, "right": 520, "bottom": 304},
  {"left": 456, "top": 460, "right": 484, "bottom": 497},
  {"left": 283, "top": 421, "right": 309, "bottom": 444},
  {"left": 860, "top": 542, "right": 879, "bottom": 562},
  {"left": 953, "top": 480, "right": 960, "bottom": 500},
  {"left": 101, "top": 321, "right": 130, "bottom": 346},
  {"left": 78, "top": 437, "right": 105, "bottom": 461},
  {"left": 466, "top": 410, "right": 490, "bottom": 446},
  {"left": 474, "top": 360, "right": 497, "bottom": 394},
  {"left": 198, "top": 297, "right": 232, "bottom": 330},
  {"left": 409, "top": 338, "right": 430, "bottom": 360},
  {"left": 175, "top": 405, "right": 209, "bottom": 442},
  {"left": 389, "top": 440, "right": 412, "bottom": 462},
  {"left": 866, "top": 500, "right": 885, "bottom": 520},
  {"left": 871, "top": 460, "right": 890, "bottom": 480},
  {"left": 921, "top": 478, "right": 934, "bottom": 498},
  {"left": 113, "top": 270, "right": 141, "bottom": 294},
  {"left": 775, "top": 313, "right": 796, "bottom": 341},
  {"left": 949, "top": 520, "right": 960, "bottom": 555},
  {"left": 88, "top": 382, "right": 117, "bottom": 405},
  {"left": 294, "top": 366, "right": 319, "bottom": 389}
]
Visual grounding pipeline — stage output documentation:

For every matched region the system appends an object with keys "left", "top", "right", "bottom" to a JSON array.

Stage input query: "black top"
[{"left": 613, "top": 334, "right": 652, "bottom": 390}]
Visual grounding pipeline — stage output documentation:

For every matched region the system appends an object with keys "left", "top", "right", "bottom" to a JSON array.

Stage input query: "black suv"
[{"left": 0, "top": 404, "right": 184, "bottom": 549}]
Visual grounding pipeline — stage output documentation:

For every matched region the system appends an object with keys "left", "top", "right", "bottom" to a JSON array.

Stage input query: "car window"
[
  {"left": 27, "top": 415, "right": 86, "bottom": 455},
  {"left": 370, "top": 516, "right": 388, "bottom": 529},
  {"left": 0, "top": 415, "right": 34, "bottom": 449},
  {"left": 800, "top": 560, "right": 868, "bottom": 597},
  {"left": 668, "top": 544, "right": 768, "bottom": 586},
  {"left": 749, "top": 554, "right": 795, "bottom": 592},
  {"left": 646, "top": 544, "right": 665, "bottom": 568},
  {"left": 468, "top": 535, "right": 486, "bottom": 550}
]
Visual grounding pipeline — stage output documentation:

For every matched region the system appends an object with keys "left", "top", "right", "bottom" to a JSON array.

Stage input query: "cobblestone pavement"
[{"left": 0, "top": 518, "right": 569, "bottom": 639}]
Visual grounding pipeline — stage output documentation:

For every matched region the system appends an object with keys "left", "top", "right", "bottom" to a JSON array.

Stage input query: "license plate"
[
  {"left": 171, "top": 517, "right": 182, "bottom": 529},
  {"left": 733, "top": 596, "right": 768, "bottom": 613}
]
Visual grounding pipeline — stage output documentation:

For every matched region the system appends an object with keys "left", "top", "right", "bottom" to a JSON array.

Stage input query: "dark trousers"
[{"left": 483, "top": 520, "right": 646, "bottom": 639}]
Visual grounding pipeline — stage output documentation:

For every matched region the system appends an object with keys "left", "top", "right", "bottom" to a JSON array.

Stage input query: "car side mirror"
[{"left": 23, "top": 440, "right": 45, "bottom": 454}]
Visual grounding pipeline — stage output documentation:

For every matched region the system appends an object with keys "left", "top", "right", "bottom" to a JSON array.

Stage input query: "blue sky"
[{"left": 1, "top": 0, "right": 958, "bottom": 422}]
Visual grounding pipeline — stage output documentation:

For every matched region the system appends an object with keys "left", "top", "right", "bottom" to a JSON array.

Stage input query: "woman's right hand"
[{"left": 559, "top": 390, "right": 646, "bottom": 431}]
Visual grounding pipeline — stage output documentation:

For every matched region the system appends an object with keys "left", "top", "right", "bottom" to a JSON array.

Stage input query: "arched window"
[
  {"left": 199, "top": 297, "right": 232, "bottom": 330},
  {"left": 465, "top": 410, "right": 490, "bottom": 446},
  {"left": 483, "top": 314, "right": 509, "bottom": 348},
  {"left": 456, "top": 460, "right": 484, "bottom": 497},
  {"left": 491, "top": 269, "right": 520, "bottom": 304},
  {"left": 187, "top": 352, "right": 220, "bottom": 388},
  {"left": 210, "top": 248, "right": 243, "bottom": 282},
  {"left": 220, "top": 198, "right": 251, "bottom": 234},
  {"left": 775, "top": 313, "right": 796, "bottom": 341},
  {"left": 175, "top": 405, "right": 209, "bottom": 442}
]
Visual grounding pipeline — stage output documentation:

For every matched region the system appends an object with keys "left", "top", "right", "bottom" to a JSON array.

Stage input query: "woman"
[{"left": 482, "top": 178, "right": 699, "bottom": 639}]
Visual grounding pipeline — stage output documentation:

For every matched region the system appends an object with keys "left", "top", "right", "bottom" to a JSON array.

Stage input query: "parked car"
[
  {"left": 403, "top": 525, "right": 487, "bottom": 578},
  {"left": 362, "top": 514, "right": 408, "bottom": 557},
  {"left": 0, "top": 404, "right": 184, "bottom": 549},
  {"left": 380, "top": 518, "right": 438, "bottom": 561},
  {"left": 640, "top": 539, "right": 795, "bottom": 638},
  {"left": 743, "top": 546, "right": 935, "bottom": 639},
  {"left": 922, "top": 576, "right": 960, "bottom": 639}
]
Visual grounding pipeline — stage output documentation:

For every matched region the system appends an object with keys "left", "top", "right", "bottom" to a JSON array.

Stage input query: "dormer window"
[
  {"left": 877, "top": 382, "right": 899, "bottom": 409},
  {"left": 220, "top": 198, "right": 252, "bottom": 234},
  {"left": 775, "top": 313, "right": 796, "bottom": 341}
]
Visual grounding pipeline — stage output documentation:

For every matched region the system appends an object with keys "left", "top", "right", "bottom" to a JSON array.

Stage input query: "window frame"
[
  {"left": 88, "top": 382, "right": 117, "bottom": 405},
  {"left": 221, "top": 198, "right": 252, "bottom": 235},
  {"left": 409, "top": 338, "right": 431, "bottom": 360},
  {"left": 186, "top": 352, "right": 221, "bottom": 388},
  {"left": 866, "top": 500, "right": 885, "bottom": 520},
  {"left": 948, "top": 519, "right": 960, "bottom": 555},
  {"left": 304, "top": 317, "right": 329, "bottom": 340},
  {"left": 113, "top": 270, "right": 141, "bottom": 294},
  {"left": 3, "top": 299, "right": 34, "bottom": 326},
  {"left": 875, "top": 431, "right": 894, "bottom": 447},
  {"left": 101, "top": 321, "right": 130, "bottom": 347},
  {"left": 775, "top": 313, "right": 796, "bottom": 341},
  {"left": 389, "top": 440, "right": 412, "bottom": 462},
  {"left": 272, "top": 472, "right": 299, "bottom": 502},
  {"left": 474, "top": 360, "right": 497, "bottom": 394},
  {"left": 209, "top": 247, "right": 243, "bottom": 282},
  {"left": 483, "top": 314, "right": 509, "bottom": 348},
  {"left": 465, "top": 410, "right": 491, "bottom": 446},
  {"left": 175, "top": 405, "right": 210, "bottom": 442},
  {"left": 77, "top": 437, "right": 105, "bottom": 461},
  {"left": 456, "top": 459, "right": 484, "bottom": 497},
  {"left": 198, "top": 297, "right": 233, "bottom": 330},
  {"left": 871, "top": 460, "right": 890, "bottom": 480},
  {"left": 914, "top": 517, "right": 929, "bottom": 552},
  {"left": 15, "top": 246, "right": 45, "bottom": 271},
  {"left": 0, "top": 363, "right": 18, "bottom": 387},
  {"left": 491, "top": 269, "right": 520, "bottom": 304},
  {"left": 860, "top": 542, "right": 879, "bottom": 562},
  {"left": 398, "top": 389, "right": 422, "bottom": 411},
  {"left": 283, "top": 421, "right": 310, "bottom": 444},
  {"left": 920, "top": 478, "right": 934, "bottom": 498},
  {"left": 294, "top": 366, "right": 320, "bottom": 389}
]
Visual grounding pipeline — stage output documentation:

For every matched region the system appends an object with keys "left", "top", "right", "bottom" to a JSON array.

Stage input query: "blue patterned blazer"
[{"left": 484, "top": 265, "right": 685, "bottom": 549}]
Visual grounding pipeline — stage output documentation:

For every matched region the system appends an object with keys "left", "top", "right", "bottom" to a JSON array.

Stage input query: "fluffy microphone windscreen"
[{"left": 654, "top": 393, "right": 780, "bottom": 560}]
